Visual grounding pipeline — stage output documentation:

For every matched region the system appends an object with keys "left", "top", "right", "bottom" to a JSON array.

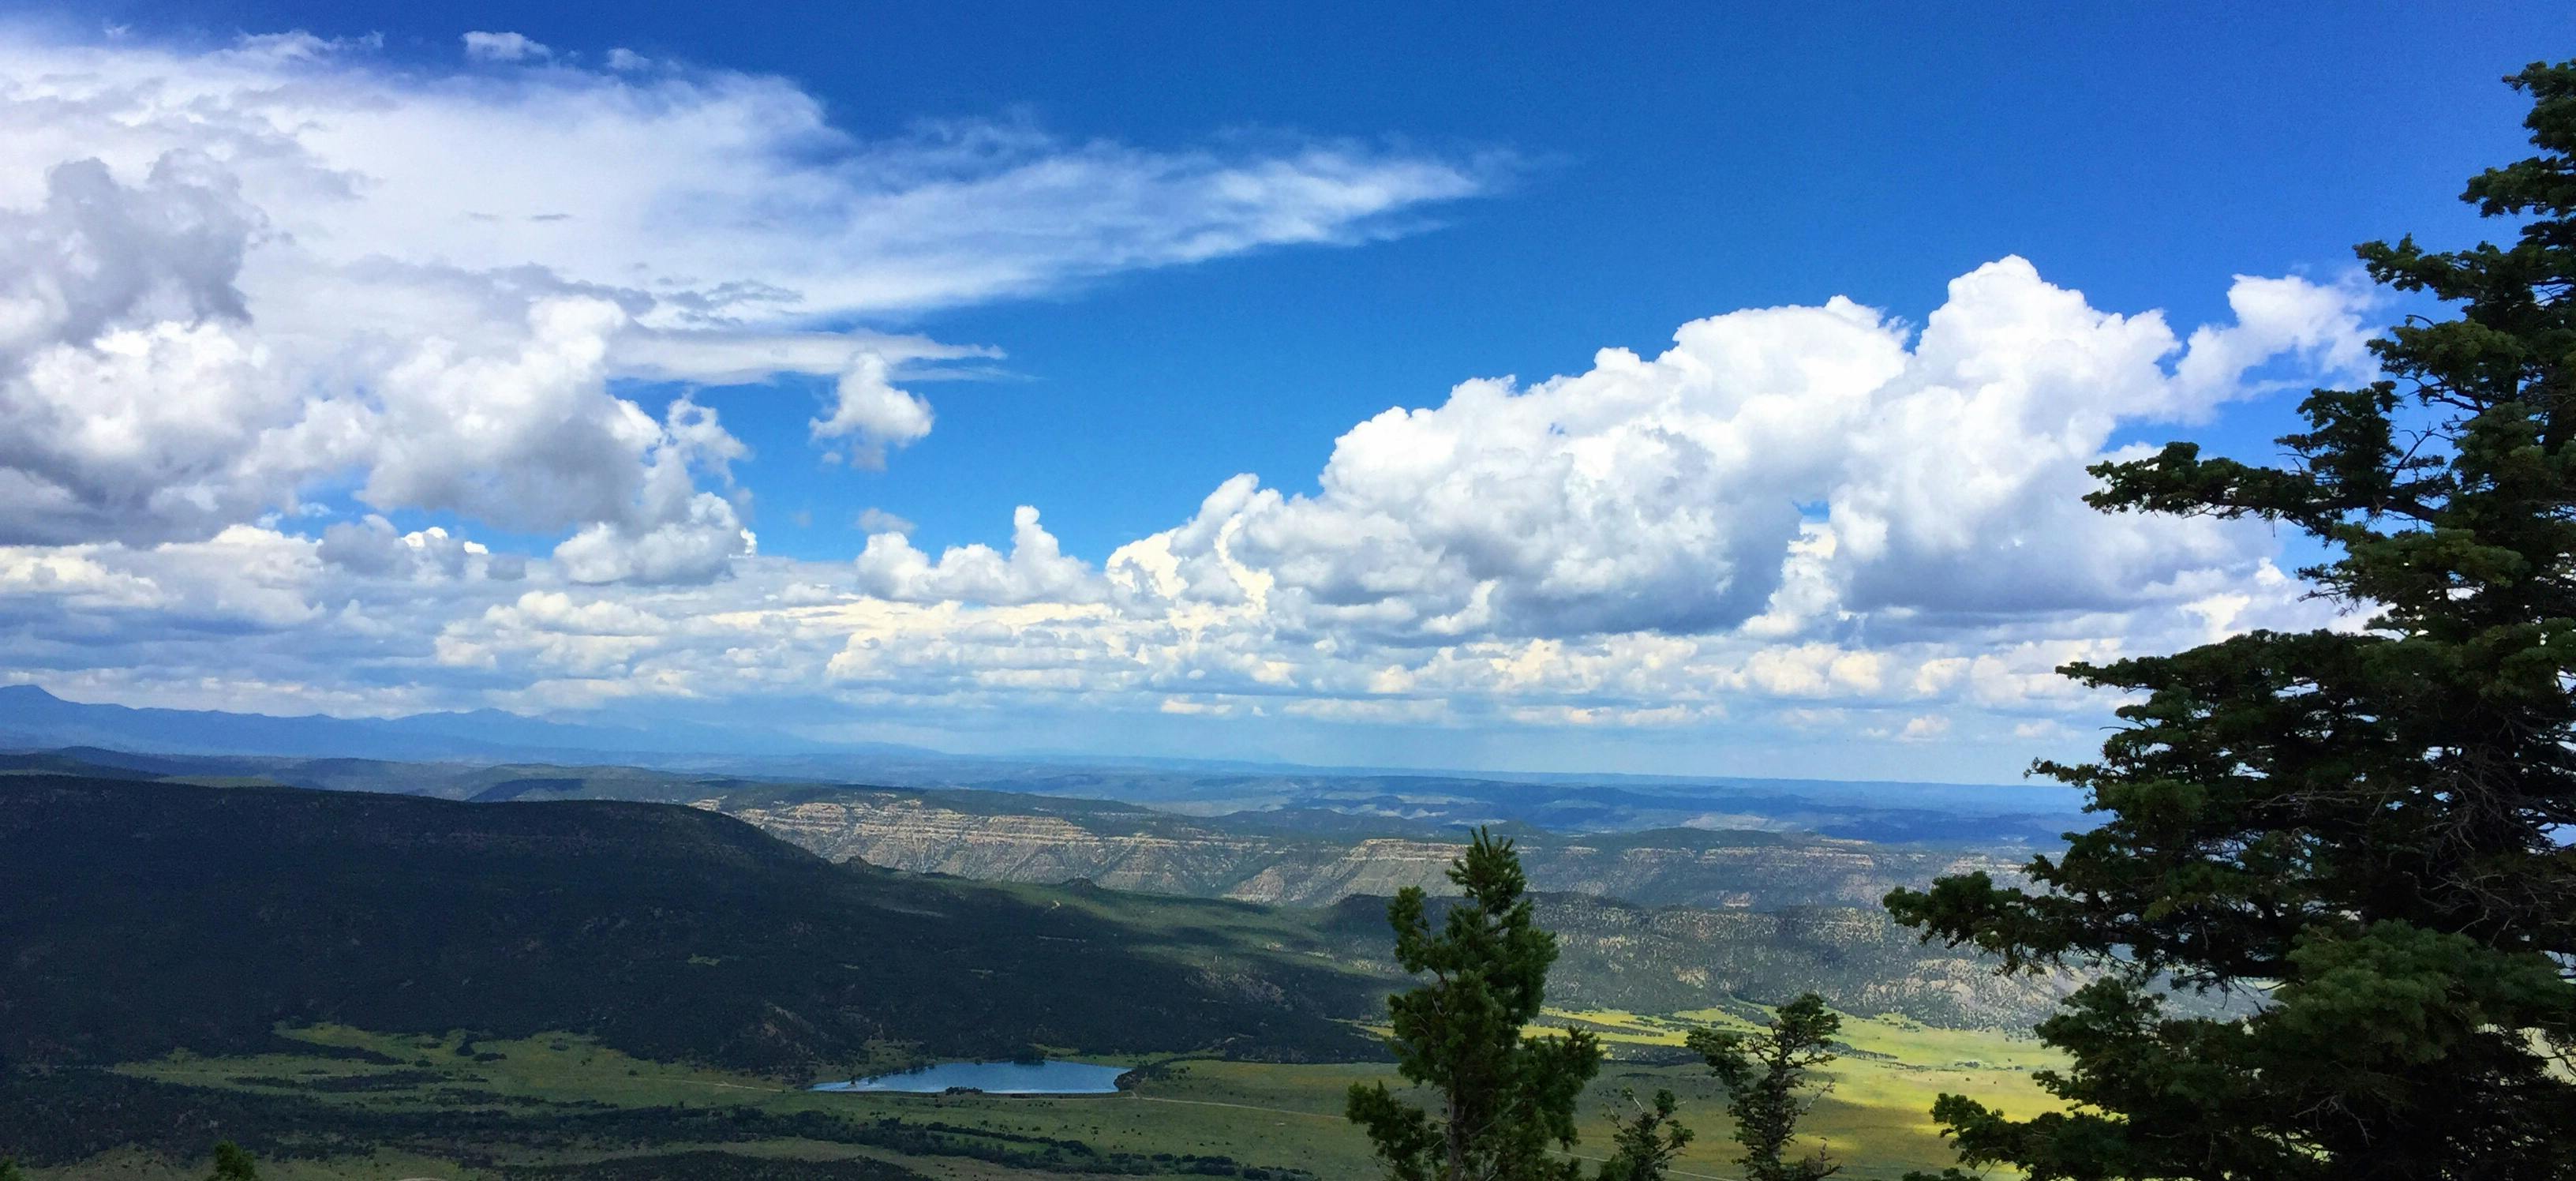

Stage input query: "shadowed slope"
[{"left": 0, "top": 774, "right": 1376, "bottom": 1074}]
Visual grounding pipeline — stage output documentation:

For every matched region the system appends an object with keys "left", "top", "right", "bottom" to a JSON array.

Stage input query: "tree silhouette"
[
  {"left": 1687, "top": 994, "right": 1840, "bottom": 1181},
  {"left": 1888, "top": 58, "right": 2576, "bottom": 1181},
  {"left": 1594, "top": 1087, "right": 1691, "bottom": 1181},
  {"left": 1347, "top": 827, "right": 1604, "bottom": 1181},
  {"left": 208, "top": 1141, "right": 260, "bottom": 1181}
]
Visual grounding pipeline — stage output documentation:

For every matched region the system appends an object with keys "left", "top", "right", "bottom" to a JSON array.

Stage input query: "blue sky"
[
  {"left": 74, "top": 0, "right": 2559, "bottom": 557},
  {"left": 0, "top": 3, "right": 2565, "bottom": 778}
]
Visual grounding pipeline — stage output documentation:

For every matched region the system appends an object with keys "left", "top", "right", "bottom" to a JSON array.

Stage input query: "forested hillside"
[{"left": 0, "top": 774, "right": 1376, "bottom": 1075}]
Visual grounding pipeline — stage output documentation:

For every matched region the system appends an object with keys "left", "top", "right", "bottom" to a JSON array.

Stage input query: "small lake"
[{"left": 809, "top": 1059, "right": 1132, "bottom": 1095}]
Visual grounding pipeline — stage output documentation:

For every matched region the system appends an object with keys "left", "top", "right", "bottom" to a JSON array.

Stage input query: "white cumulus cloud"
[
  {"left": 813, "top": 353, "right": 934, "bottom": 470},
  {"left": 0, "top": 26, "right": 1499, "bottom": 583},
  {"left": 1103, "top": 257, "right": 2376, "bottom": 645},
  {"left": 855, "top": 507, "right": 1106, "bottom": 605},
  {"left": 460, "top": 31, "right": 550, "bottom": 62}
]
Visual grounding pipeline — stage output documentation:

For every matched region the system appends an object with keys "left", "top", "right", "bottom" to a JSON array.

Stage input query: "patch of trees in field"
[{"left": 1347, "top": 828, "right": 1848, "bottom": 1181}]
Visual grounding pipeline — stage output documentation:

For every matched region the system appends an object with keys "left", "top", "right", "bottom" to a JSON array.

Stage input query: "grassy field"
[
  {"left": 1544, "top": 1006, "right": 2063, "bottom": 1174},
  {"left": 9, "top": 1010, "right": 2059, "bottom": 1181}
]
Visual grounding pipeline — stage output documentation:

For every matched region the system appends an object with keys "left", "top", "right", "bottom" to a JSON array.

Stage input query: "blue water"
[{"left": 809, "top": 1059, "right": 1131, "bottom": 1095}]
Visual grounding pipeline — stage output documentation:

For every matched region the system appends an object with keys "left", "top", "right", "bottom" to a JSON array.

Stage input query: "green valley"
[
  {"left": 9, "top": 1018, "right": 2057, "bottom": 1180},
  {"left": 0, "top": 765, "right": 2066, "bottom": 1178}
]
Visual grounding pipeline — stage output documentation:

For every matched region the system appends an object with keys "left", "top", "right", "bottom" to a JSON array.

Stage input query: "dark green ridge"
[{"left": 0, "top": 774, "right": 1377, "bottom": 1076}]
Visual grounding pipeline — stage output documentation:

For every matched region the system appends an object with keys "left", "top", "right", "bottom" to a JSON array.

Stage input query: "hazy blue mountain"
[
  {"left": 0, "top": 684, "right": 900, "bottom": 761},
  {"left": 0, "top": 684, "right": 2084, "bottom": 842}
]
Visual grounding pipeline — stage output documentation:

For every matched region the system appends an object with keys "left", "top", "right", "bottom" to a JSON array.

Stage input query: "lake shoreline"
[{"left": 810, "top": 1058, "right": 1136, "bottom": 1097}]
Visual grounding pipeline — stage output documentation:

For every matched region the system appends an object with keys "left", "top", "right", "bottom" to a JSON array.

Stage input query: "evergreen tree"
[
  {"left": 1686, "top": 994, "right": 1841, "bottom": 1181},
  {"left": 0, "top": 1156, "right": 24, "bottom": 1181},
  {"left": 1595, "top": 1087, "right": 1691, "bottom": 1181},
  {"left": 1885, "top": 60, "right": 2576, "bottom": 1181},
  {"left": 1347, "top": 827, "right": 1604, "bottom": 1181},
  {"left": 207, "top": 1142, "right": 259, "bottom": 1181}
]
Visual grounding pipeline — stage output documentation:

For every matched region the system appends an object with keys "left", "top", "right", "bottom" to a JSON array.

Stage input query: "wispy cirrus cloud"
[{"left": 0, "top": 26, "right": 1506, "bottom": 579}]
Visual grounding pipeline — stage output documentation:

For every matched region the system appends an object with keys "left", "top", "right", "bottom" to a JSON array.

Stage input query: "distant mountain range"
[
  {"left": 0, "top": 684, "right": 2087, "bottom": 842},
  {"left": 0, "top": 683, "right": 919, "bottom": 760},
  {"left": 1, "top": 747, "right": 2053, "bottom": 914}
]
